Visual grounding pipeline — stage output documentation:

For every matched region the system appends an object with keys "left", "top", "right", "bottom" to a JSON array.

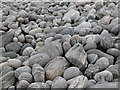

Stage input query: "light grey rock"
[
  {"left": 44, "top": 37, "right": 54, "bottom": 44},
  {"left": 86, "top": 79, "right": 96, "bottom": 88},
  {"left": 94, "top": 70, "right": 113, "bottom": 83},
  {"left": 17, "top": 80, "right": 30, "bottom": 89},
  {"left": 63, "top": 67, "right": 82, "bottom": 80},
  {"left": 8, "top": 85, "right": 15, "bottom": 90},
  {"left": 63, "top": 41, "right": 71, "bottom": 53},
  {"left": 25, "top": 35, "right": 34, "bottom": 43},
  {"left": 28, "top": 53, "right": 50, "bottom": 67},
  {"left": 107, "top": 48, "right": 120, "bottom": 57},
  {"left": 60, "top": 27, "right": 74, "bottom": 36},
  {"left": 18, "top": 10, "right": 28, "bottom": 18},
  {"left": 68, "top": 75, "right": 88, "bottom": 88},
  {"left": 27, "top": 82, "right": 50, "bottom": 89},
  {"left": 87, "top": 49, "right": 114, "bottom": 65},
  {"left": 22, "top": 47, "right": 35, "bottom": 56},
  {"left": 18, "top": 72, "right": 33, "bottom": 83},
  {"left": 84, "top": 42, "right": 97, "bottom": 51},
  {"left": 18, "top": 34, "right": 25, "bottom": 42},
  {"left": 45, "top": 80, "right": 53, "bottom": 87},
  {"left": 87, "top": 54, "right": 98, "bottom": 64},
  {"left": 0, "top": 56, "right": 8, "bottom": 63},
  {"left": 65, "top": 43, "right": 88, "bottom": 71},
  {"left": 0, "top": 71, "right": 15, "bottom": 89},
  {"left": 29, "top": 28, "right": 42, "bottom": 35},
  {"left": 62, "top": 34, "right": 71, "bottom": 42},
  {"left": 70, "top": 35, "right": 82, "bottom": 46},
  {"left": 45, "top": 56, "right": 69, "bottom": 80},
  {"left": 38, "top": 41, "right": 63, "bottom": 60},
  {"left": 51, "top": 76, "right": 68, "bottom": 89},
  {"left": 15, "top": 66, "right": 31, "bottom": 78},
  {"left": 8, "top": 59, "right": 22, "bottom": 68},
  {"left": 32, "top": 64, "right": 45, "bottom": 82}
]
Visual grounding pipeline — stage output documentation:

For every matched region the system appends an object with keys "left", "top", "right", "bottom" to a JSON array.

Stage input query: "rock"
[
  {"left": 87, "top": 82, "right": 118, "bottom": 89},
  {"left": 111, "top": 24, "right": 120, "bottom": 35},
  {"left": 38, "top": 41, "right": 63, "bottom": 60},
  {"left": 94, "top": 70, "right": 113, "bottom": 83},
  {"left": 17, "top": 80, "right": 30, "bottom": 89},
  {"left": 87, "top": 54, "right": 98, "bottom": 64},
  {"left": 74, "top": 21, "right": 91, "bottom": 34},
  {"left": 0, "top": 65, "right": 13, "bottom": 76},
  {"left": 92, "top": 25, "right": 102, "bottom": 34},
  {"left": 70, "top": 35, "right": 82, "bottom": 46},
  {"left": 29, "top": 28, "right": 42, "bottom": 35},
  {"left": 18, "top": 34, "right": 25, "bottom": 42},
  {"left": 63, "top": 67, "right": 82, "bottom": 80},
  {"left": 62, "top": 34, "right": 71, "bottom": 42},
  {"left": 51, "top": 76, "right": 68, "bottom": 88},
  {"left": 0, "top": 56, "right": 8, "bottom": 63},
  {"left": 0, "top": 71, "right": 15, "bottom": 89},
  {"left": 28, "top": 53, "right": 50, "bottom": 67},
  {"left": 25, "top": 35, "right": 34, "bottom": 43},
  {"left": 62, "top": 9, "right": 80, "bottom": 23},
  {"left": 87, "top": 49, "right": 114, "bottom": 65},
  {"left": 15, "top": 66, "right": 31, "bottom": 78},
  {"left": 44, "top": 37, "right": 54, "bottom": 44},
  {"left": 18, "top": 10, "right": 28, "bottom": 18},
  {"left": 78, "top": 28, "right": 92, "bottom": 36},
  {"left": 45, "top": 56, "right": 69, "bottom": 80},
  {"left": 107, "top": 48, "right": 120, "bottom": 57},
  {"left": 8, "top": 59, "right": 22, "bottom": 68},
  {"left": 22, "top": 47, "right": 35, "bottom": 56},
  {"left": 68, "top": 75, "right": 88, "bottom": 88},
  {"left": 27, "top": 82, "right": 50, "bottom": 89},
  {"left": 45, "top": 80, "right": 53, "bottom": 87},
  {"left": 8, "top": 22, "right": 19, "bottom": 29},
  {"left": 8, "top": 85, "right": 15, "bottom": 90},
  {"left": 86, "top": 79, "right": 96, "bottom": 88},
  {"left": 84, "top": 42, "right": 97, "bottom": 51},
  {"left": 65, "top": 43, "right": 88, "bottom": 71},
  {"left": 0, "top": 31, "right": 14, "bottom": 47},
  {"left": 95, "top": 57, "right": 109, "bottom": 71},
  {"left": 18, "top": 72, "right": 33, "bottom": 83},
  {"left": 60, "top": 27, "right": 74, "bottom": 36},
  {"left": 106, "top": 64, "right": 119, "bottom": 79},
  {"left": 100, "top": 30, "right": 115, "bottom": 50},
  {"left": 2, "top": 52, "right": 18, "bottom": 58},
  {"left": 62, "top": 41, "right": 71, "bottom": 53},
  {"left": 20, "top": 43, "right": 32, "bottom": 54},
  {"left": 32, "top": 64, "right": 45, "bottom": 82}
]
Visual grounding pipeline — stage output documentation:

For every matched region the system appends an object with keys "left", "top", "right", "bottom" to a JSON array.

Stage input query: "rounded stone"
[
  {"left": 8, "top": 59, "right": 22, "bottom": 68},
  {"left": 18, "top": 34, "right": 25, "bottom": 42},
  {"left": 18, "top": 72, "right": 33, "bottom": 83},
  {"left": 15, "top": 66, "right": 31, "bottom": 78},
  {"left": 84, "top": 42, "right": 97, "bottom": 51},
  {"left": 70, "top": 35, "right": 82, "bottom": 46},
  {"left": 17, "top": 80, "right": 30, "bottom": 88},
  {"left": 107, "top": 48, "right": 120, "bottom": 57},
  {"left": 63, "top": 67, "right": 82, "bottom": 80},
  {"left": 63, "top": 41, "right": 71, "bottom": 53},
  {"left": 87, "top": 54, "right": 98, "bottom": 64},
  {"left": 22, "top": 47, "right": 35, "bottom": 56}
]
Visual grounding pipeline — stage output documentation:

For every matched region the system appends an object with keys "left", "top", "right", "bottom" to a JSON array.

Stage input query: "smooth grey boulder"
[
  {"left": 63, "top": 67, "right": 82, "bottom": 80},
  {"left": 15, "top": 66, "right": 31, "bottom": 78},
  {"left": 65, "top": 43, "right": 88, "bottom": 71},
  {"left": 68, "top": 75, "right": 88, "bottom": 88},
  {"left": 38, "top": 41, "right": 63, "bottom": 60},
  {"left": 32, "top": 64, "right": 45, "bottom": 82},
  {"left": 45, "top": 56, "right": 69, "bottom": 80},
  {"left": 51, "top": 76, "right": 68, "bottom": 88},
  {"left": 0, "top": 71, "right": 15, "bottom": 89},
  {"left": 28, "top": 53, "right": 50, "bottom": 67}
]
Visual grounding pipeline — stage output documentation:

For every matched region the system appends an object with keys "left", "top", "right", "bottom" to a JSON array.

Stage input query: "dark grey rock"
[
  {"left": 15, "top": 66, "right": 31, "bottom": 78},
  {"left": 87, "top": 54, "right": 98, "bottom": 64},
  {"left": 63, "top": 67, "right": 82, "bottom": 80},
  {"left": 45, "top": 56, "right": 69, "bottom": 80},
  {"left": 28, "top": 53, "right": 50, "bottom": 67},
  {"left": 60, "top": 27, "right": 74, "bottom": 36},
  {"left": 111, "top": 24, "right": 120, "bottom": 35},
  {"left": 2, "top": 52, "right": 18, "bottom": 58},
  {"left": 65, "top": 43, "right": 88, "bottom": 71},
  {"left": 32, "top": 64, "right": 45, "bottom": 82},
  {"left": 84, "top": 42, "right": 97, "bottom": 51},
  {"left": 70, "top": 35, "right": 82, "bottom": 46}
]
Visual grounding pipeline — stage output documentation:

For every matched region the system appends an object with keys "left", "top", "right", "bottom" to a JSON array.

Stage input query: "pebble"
[
  {"left": 18, "top": 34, "right": 25, "bottom": 42},
  {"left": 0, "top": 56, "right": 8, "bottom": 63},
  {"left": 45, "top": 56, "right": 69, "bottom": 80},
  {"left": 65, "top": 43, "right": 88, "bottom": 71},
  {"left": 62, "top": 41, "right": 71, "bottom": 53},
  {"left": 87, "top": 54, "right": 98, "bottom": 64},
  {"left": 5, "top": 42, "right": 21, "bottom": 53},
  {"left": 29, "top": 28, "right": 42, "bottom": 35},
  {"left": 18, "top": 72, "right": 33, "bottom": 83},
  {"left": 84, "top": 42, "right": 97, "bottom": 51},
  {"left": 60, "top": 27, "right": 74, "bottom": 36},
  {"left": 2, "top": 52, "right": 18, "bottom": 58},
  {"left": 70, "top": 35, "right": 82, "bottom": 46},
  {"left": 16, "top": 80, "right": 30, "bottom": 89},
  {"left": 8, "top": 59, "right": 22, "bottom": 68},
  {"left": 22, "top": 47, "right": 35, "bottom": 56},
  {"left": 32, "top": 64, "right": 45, "bottom": 82},
  {"left": 28, "top": 53, "right": 50, "bottom": 67},
  {"left": 63, "top": 67, "right": 82, "bottom": 80},
  {"left": 107, "top": 48, "right": 120, "bottom": 57},
  {"left": 62, "top": 34, "right": 72, "bottom": 42},
  {"left": 15, "top": 66, "right": 31, "bottom": 78},
  {"left": 111, "top": 24, "right": 120, "bottom": 35}
]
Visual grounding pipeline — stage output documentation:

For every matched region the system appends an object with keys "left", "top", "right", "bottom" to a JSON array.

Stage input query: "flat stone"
[
  {"left": 32, "top": 64, "right": 45, "bottom": 82},
  {"left": 2, "top": 52, "right": 18, "bottom": 58},
  {"left": 45, "top": 56, "right": 69, "bottom": 80},
  {"left": 65, "top": 43, "right": 88, "bottom": 71},
  {"left": 8, "top": 59, "right": 22, "bottom": 68},
  {"left": 28, "top": 53, "right": 50, "bottom": 67},
  {"left": 29, "top": 28, "right": 42, "bottom": 35}
]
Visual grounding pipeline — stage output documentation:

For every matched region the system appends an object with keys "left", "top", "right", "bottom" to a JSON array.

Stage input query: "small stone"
[
  {"left": 87, "top": 54, "right": 98, "bottom": 64},
  {"left": 8, "top": 59, "right": 22, "bottom": 68},
  {"left": 62, "top": 41, "right": 71, "bottom": 53},
  {"left": 2, "top": 52, "right": 18, "bottom": 58},
  {"left": 32, "top": 64, "right": 45, "bottom": 82},
  {"left": 84, "top": 42, "right": 97, "bottom": 51},
  {"left": 13, "top": 37, "right": 18, "bottom": 42},
  {"left": 0, "top": 56, "right": 7, "bottom": 63},
  {"left": 25, "top": 35, "right": 34, "bottom": 43},
  {"left": 45, "top": 56, "right": 69, "bottom": 80},
  {"left": 18, "top": 34, "right": 25, "bottom": 42},
  {"left": 70, "top": 35, "right": 82, "bottom": 46},
  {"left": 18, "top": 72, "right": 33, "bottom": 83},
  {"left": 18, "top": 10, "right": 28, "bottom": 18},
  {"left": 62, "top": 34, "right": 72, "bottom": 42},
  {"left": 29, "top": 28, "right": 42, "bottom": 35},
  {"left": 15, "top": 66, "right": 31, "bottom": 78},
  {"left": 68, "top": 75, "right": 88, "bottom": 88},
  {"left": 22, "top": 47, "right": 35, "bottom": 56},
  {"left": 107, "top": 48, "right": 120, "bottom": 57},
  {"left": 60, "top": 27, "right": 74, "bottom": 36},
  {"left": 8, "top": 22, "right": 18, "bottom": 29},
  {"left": 44, "top": 37, "right": 54, "bottom": 44},
  {"left": 65, "top": 43, "right": 88, "bottom": 71},
  {"left": 17, "top": 80, "right": 30, "bottom": 89},
  {"left": 111, "top": 24, "right": 120, "bottom": 35},
  {"left": 45, "top": 80, "right": 53, "bottom": 87},
  {"left": 28, "top": 53, "right": 50, "bottom": 67},
  {"left": 51, "top": 76, "right": 68, "bottom": 88},
  {"left": 63, "top": 67, "right": 82, "bottom": 80}
]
